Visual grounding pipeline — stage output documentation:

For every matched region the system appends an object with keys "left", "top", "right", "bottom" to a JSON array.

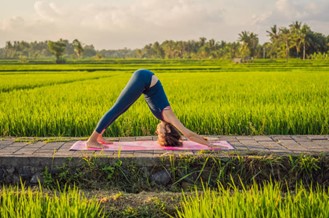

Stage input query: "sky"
[{"left": 0, "top": 0, "right": 329, "bottom": 50}]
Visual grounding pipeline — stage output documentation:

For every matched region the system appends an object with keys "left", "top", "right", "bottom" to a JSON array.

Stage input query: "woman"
[{"left": 87, "top": 69, "right": 210, "bottom": 148}]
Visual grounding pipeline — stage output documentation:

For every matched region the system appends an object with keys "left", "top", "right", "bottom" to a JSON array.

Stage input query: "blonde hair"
[{"left": 158, "top": 123, "right": 183, "bottom": 147}]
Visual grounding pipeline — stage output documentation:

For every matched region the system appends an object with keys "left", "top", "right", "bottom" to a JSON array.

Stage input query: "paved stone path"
[
  {"left": 1, "top": 135, "right": 329, "bottom": 158},
  {"left": 1, "top": 135, "right": 328, "bottom": 183}
]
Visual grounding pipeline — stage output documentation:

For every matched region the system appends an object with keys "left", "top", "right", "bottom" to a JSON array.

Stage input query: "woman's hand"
[{"left": 202, "top": 137, "right": 214, "bottom": 147}]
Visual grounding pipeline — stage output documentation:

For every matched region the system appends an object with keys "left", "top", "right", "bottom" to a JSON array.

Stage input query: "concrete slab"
[{"left": 271, "top": 136, "right": 293, "bottom": 141}]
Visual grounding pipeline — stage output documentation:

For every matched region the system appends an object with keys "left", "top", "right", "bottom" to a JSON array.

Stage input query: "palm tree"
[
  {"left": 267, "top": 25, "right": 279, "bottom": 41},
  {"left": 300, "top": 24, "right": 311, "bottom": 60},
  {"left": 238, "top": 31, "right": 259, "bottom": 58},
  {"left": 289, "top": 21, "right": 303, "bottom": 58},
  {"left": 249, "top": 33, "right": 259, "bottom": 57},
  {"left": 266, "top": 25, "right": 279, "bottom": 58},
  {"left": 278, "top": 27, "right": 291, "bottom": 60},
  {"left": 238, "top": 31, "right": 251, "bottom": 58},
  {"left": 238, "top": 31, "right": 249, "bottom": 43},
  {"left": 289, "top": 21, "right": 311, "bottom": 59},
  {"left": 199, "top": 37, "right": 207, "bottom": 47}
]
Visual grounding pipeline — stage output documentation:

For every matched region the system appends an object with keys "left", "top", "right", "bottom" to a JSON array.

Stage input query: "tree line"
[
  {"left": 0, "top": 21, "right": 328, "bottom": 63},
  {"left": 0, "top": 39, "right": 97, "bottom": 63}
]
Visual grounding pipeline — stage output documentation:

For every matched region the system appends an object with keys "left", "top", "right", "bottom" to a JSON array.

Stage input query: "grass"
[
  {"left": 0, "top": 71, "right": 119, "bottom": 93},
  {"left": 37, "top": 153, "right": 328, "bottom": 193},
  {"left": 0, "top": 183, "right": 104, "bottom": 218},
  {"left": 1, "top": 59, "right": 329, "bottom": 137},
  {"left": 176, "top": 180, "right": 329, "bottom": 218},
  {"left": 1, "top": 180, "right": 328, "bottom": 218},
  {"left": 2, "top": 180, "right": 327, "bottom": 218}
]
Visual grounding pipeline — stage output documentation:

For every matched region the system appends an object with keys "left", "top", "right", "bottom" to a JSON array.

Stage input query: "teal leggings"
[{"left": 95, "top": 69, "right": 170, "bottom": 133}]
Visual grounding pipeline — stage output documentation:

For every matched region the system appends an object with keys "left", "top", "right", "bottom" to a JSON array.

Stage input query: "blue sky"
[{"left": 1, "top": 0, "right": 328, "bottom": 49}]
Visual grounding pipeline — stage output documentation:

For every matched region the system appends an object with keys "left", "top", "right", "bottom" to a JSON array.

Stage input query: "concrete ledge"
[{"left": 1, "top": 136, "right": 328, "bottom": 186}]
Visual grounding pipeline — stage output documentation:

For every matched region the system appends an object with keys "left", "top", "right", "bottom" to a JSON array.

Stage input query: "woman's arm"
[{"left": 162, "top": 107, "right": 210, "bottom": 146}]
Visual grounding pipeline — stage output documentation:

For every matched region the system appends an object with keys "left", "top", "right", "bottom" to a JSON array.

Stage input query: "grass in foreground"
[
  {"left": 0, "top": 183, "right": 104, "bottom": 218},
  {"left": 0, "top": 180, "right": 328, "bottom": 218},
  {"left": 176, "top": 181, "right": 329, "bottom": 218}
]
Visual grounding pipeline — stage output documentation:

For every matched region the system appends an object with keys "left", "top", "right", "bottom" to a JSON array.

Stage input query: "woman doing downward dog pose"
[{"left": 87, "top": 69, "right": 210, "bottom": 148}]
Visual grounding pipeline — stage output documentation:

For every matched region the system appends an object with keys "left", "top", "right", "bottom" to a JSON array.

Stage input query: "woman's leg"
[{"left": 87, "top": 70, "right": 154, "bottom": 148}]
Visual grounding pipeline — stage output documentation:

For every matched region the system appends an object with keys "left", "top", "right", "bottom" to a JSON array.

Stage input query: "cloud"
[
  {"left": 0, "top": 16, "right": 25, "bottom": 31},
  {"left": 0, "top": 1, "right": 69, "bottom": 43},
  {"left": 79, "top": 0, "right": 224, "bottom": 33},
  {"left": 253, "top": 0, "right": 329, "bottom": 25},
  {"left": 34, "top": 1, "right": 64, "bottom": 22},
  {"left": 238, "top": 0, "right": 328, "bottom": 44},
  {"left": 1, "top": 0, "right": 225, "bottom": 48},
  {"left": 305, "top": 1, "right": 329, "bottom": 22},
  {"left": 0, "top": 0, "right": 328, "bottom": 49},
  {"left": 27, "top": 0, "right": 225, "bottom": 48}
]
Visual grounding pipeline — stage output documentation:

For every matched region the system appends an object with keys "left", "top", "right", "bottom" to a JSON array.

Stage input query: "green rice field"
[
  {"left": 1, "top": 180, "right": 328, "bottom": 217},
  {"left": 177, "top": 181, "right": 329, "bottom": 218},
  {"left": 0, "top": 59, "right": 329, "bottom": 137},
  {"left": 0, "top": 184, "right": 104, "bottom": 217}
]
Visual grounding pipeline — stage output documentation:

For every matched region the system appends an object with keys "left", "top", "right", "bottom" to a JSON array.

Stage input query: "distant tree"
[
  {"left": 208, "top": 39, "right": 219, "bottom": 59},
  {"left": 300, "top": 24, "right": 311, "bottom": 60},
  {"left": 161, "top": 40, "right": 176, "bottom": 59},
  {"left": 4, "top": 41, "right": 15, "bottom": 58},
  {"left": 238, "top": 31, "right": 251, "bottom": 58},
  {"left": 142, "top": 43, "right": 153, "bottom": 58},
  {"left": 306, "top": 31, "right": 328, "bottom": 56},
  {"left": 267, "top": 25, "right": 279, "bottom": 41},
  {"left": 199, "top": 45, "right": 210, "bottom": 59},
  {"left": 173, "top": 41, "right": 184, "bottom": 59},
  {"left": 238, "top": 31, "right": 259, "bottom": 58},
  {"left": 278, "top": 27, "right": 291, "bottom": 60},
  {"left": 266, "top": 25, "right": 280, "bottom": 58},
  {"left": 227, "top": 42, "right": 240, "bottom": 59},
  {"left": 72, "top": 39, "right": 84, "bottom": 58},
  {"left": 289, "top": 21, "right": 310, "bottom": 58},
  {"left": 135, "top": 49, "right": 143, "bottom": 58},
  {"left": 197, "top": 37, "right": 209, "bottom": 58},
  {"left": 199, "top": 37, "right": 207, "bottom": 47},
  {"left": 94, "top": 53, "right": 103, "bottom": 60},
  {"left": 249, "top": 33, "right": 259, "bottom": 57},
  {"left": 47, "top": 39, "right": 66, "bottom": 63},
  {"left": 289, "top": 21, "right": 302, "bottom": 57},
  {"left": 152, "top": 41, "right": 164, "bottom": 58},
  {"left": 1, "top": 22, "right": 329, "bottom": 61},
  {"left": 83, "top": 44, "right": 97, "bottom": 57},
  {"left": 262, "top": 42, "right": 272, "bottom": 58}
]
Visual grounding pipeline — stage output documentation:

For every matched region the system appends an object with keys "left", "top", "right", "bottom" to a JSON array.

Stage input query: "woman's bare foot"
[
  {"left": 86, "top": 139, "right": 106, "bottom": 149},
  {"left": 87, "top": 131, "right": 112, "bottom": 149},
  {"left": 97, "top": 136, "right": 113, "bottom": 145}
]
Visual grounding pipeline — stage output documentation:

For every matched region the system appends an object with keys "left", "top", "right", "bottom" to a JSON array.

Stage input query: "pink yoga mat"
[{"left": 70, "top": 140, "right": 234, "bottom": 151}]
